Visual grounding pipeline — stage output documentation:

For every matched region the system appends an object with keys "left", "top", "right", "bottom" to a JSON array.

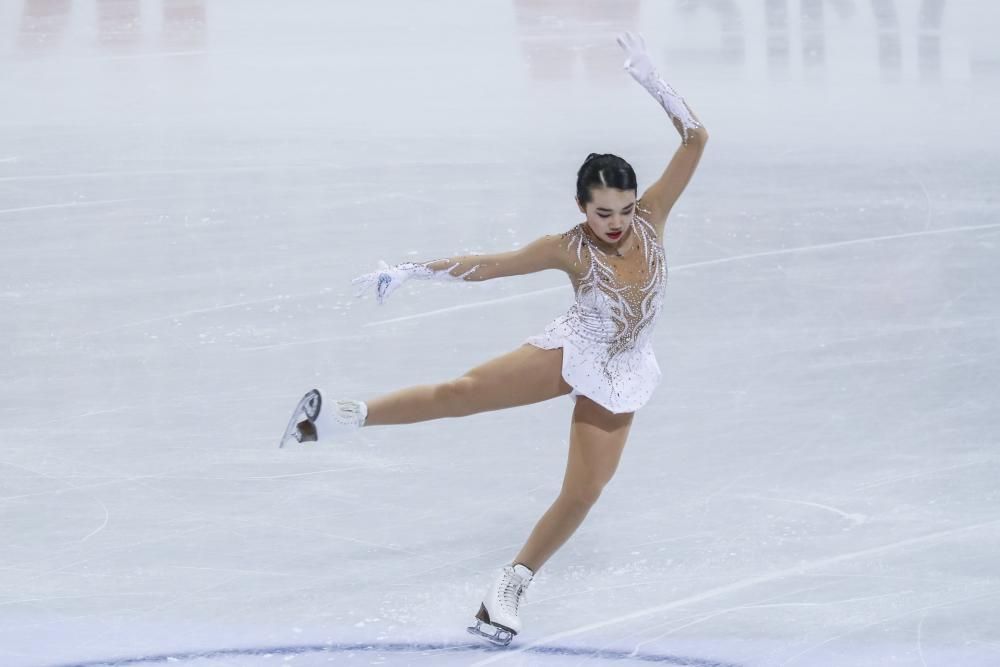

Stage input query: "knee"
[
  {"left": 437, "top": 376, "right": 477, "bottom": 417},
  {"left": 560, "top": 482, "right": 605, "bottom": 508}
]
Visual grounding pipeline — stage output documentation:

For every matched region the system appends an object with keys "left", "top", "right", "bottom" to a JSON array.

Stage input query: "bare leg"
[
  {"left": 363, "top": 344, "right": 573, "bottom": 426},
  {"left": 513, "top": 395, "right": 635, "bottom": 572}
]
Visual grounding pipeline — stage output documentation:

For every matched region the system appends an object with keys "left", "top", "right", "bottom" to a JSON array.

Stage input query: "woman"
[{"left": 278, "top": 32, "right": 708, "bottom": 646}]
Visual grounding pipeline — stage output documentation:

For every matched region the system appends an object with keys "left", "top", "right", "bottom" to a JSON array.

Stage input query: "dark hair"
[{"left": 576, "top": 153, "right": 637, "bottom": 205}]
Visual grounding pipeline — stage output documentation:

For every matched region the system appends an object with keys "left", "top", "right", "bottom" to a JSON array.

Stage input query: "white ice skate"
[
  {"left": 278, "top": 389, "right": 323, "bottom": 448},
  {"left": 279, "top": 389, "right": 367, "bottom": 448},
  {"left": 467, "top": 562, "right": 534, "bottom": 646}
]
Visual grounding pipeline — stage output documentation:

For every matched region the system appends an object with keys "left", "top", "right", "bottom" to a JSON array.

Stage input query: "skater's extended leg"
[
  {"left": 363, "top": 344, "right": 573, "bottom": 426},
  {"left": 513, "top": 396, "right": 634, "bottom": 572}
]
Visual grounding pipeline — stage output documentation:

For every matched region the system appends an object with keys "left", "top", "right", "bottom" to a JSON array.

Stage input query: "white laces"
[
  {"left": 500, "top": 567, "right": 532, "bottom": 614},
  {"left": 334, "top": 400, "right": 365, "bottom": 426}
]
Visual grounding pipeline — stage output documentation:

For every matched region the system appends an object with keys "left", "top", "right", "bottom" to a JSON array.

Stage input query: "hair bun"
[{"left": 584, "top": 152, "right": 602, "bottom": 163}]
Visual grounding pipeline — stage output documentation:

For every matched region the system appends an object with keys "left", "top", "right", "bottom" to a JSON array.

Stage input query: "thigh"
[
  {"left": 560, "top": 396, "right": 636, "bottom": 500},
  {"left": 458, "top": 343, "right": 574, "bottom": 409}
]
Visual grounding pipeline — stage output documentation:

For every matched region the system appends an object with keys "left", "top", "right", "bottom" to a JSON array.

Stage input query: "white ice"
[{"left": 1, "top": 1, "right": 999, "bottom": 666}]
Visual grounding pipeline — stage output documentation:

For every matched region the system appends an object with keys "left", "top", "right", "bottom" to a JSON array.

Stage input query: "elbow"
[{"left": 687, "top": 126, "right": 709, "bottom": 146}]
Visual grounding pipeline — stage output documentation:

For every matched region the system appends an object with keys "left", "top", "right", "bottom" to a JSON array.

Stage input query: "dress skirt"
[{"left": 523, "top": 313, "right": 662, "bottom": 414}]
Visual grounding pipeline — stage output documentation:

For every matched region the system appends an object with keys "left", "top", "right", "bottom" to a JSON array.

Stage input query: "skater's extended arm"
[
  {"left": 352, "top": 234, "right": 568, "bottom": 305},
  {"left": 617, "top": 31, "right": 709, "bottom": 232},
  {"left": 420, "top": 233, "right": 568, "bottom": 282}
]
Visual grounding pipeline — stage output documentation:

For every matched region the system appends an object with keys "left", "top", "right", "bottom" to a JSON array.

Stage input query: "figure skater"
[{"left": 278, "top": 31, "right": 708, "bottom": 646}]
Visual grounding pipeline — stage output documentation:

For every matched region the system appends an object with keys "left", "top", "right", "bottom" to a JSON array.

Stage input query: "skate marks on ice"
[
  {"left": 361, "top": 285, "right": 568, "bottom": 328},
  {"left": 21, "top": 289, "right": 365, "bottom": 354},
  {"left": 48, "top": 640, "right": 741, "bottom": 667},
  {"left": 470, "top": 518, "right": 1000, "bottom": 666},
  {"left": 0, "top": 197, "right": 142, "bottom": 216}
]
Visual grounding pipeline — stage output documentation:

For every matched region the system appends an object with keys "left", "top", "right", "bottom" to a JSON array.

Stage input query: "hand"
[
  {"left": 616, "top": 31, "right": 658, "bottom": 84},
  {"left": 616, "top": 30, "right": 701, "bottom": 142},
  {"left": 351, "top": 260, "right": 430, "bottom": 305}
]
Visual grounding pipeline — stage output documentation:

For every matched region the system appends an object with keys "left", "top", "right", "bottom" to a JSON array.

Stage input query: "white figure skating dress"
[{"left": 524, "top": 208, "right": 667, "bottom": 414}]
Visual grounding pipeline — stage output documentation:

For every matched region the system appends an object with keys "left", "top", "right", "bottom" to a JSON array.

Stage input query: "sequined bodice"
[{"left": 559, "top": 210, "right": 668, "bottom": 361}]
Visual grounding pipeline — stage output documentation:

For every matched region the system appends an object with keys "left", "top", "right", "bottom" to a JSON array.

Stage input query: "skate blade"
[
  {"left": 466, "top": 619, "right": 513, "bottom": 646},
  {"left": 278, "top": 394, "right": 312, "bottom": 449}
]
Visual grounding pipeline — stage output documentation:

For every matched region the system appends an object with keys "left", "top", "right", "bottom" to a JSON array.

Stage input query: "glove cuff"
[
  {"left": 631, "top": 70, "right": 703, "bottom": 145},
  {"left": 400, "top": 260, "right": 480, "bottom": 282}
]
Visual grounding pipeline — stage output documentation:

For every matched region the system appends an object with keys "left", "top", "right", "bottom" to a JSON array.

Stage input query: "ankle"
[{"left": 512, "top": 560, "right": 536, "bottom": 574}]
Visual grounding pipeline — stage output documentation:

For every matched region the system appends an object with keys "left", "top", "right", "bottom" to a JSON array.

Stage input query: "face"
[{"left": 577, "top": 187, "right": 637, "bottom": 244}]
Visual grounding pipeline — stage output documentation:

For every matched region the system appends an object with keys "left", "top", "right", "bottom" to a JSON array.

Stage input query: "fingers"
[
  {"left": 616, "top": 31, "right": 647, "bottom": 54},
  {"left": 352, "top": 269, "right": 381, "bottom": 300},
  {"left": 617, "top": 31, "right": 635, "bottom": 51},
  {"left": 352, "top": 277, "right": 371, "bottom": 299},
  {"left": 353, "top": 259, "right": 389, "bottom": 300}
]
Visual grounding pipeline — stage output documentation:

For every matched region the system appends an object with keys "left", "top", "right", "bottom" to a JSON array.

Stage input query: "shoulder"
[
  {"left": 543, "top": 229, "right": 585, "bottom": 274},
  {"left": 554, "top": 225, "right": 592, "bottom": 272},
  {"left": 555, "top": 224, "right": 584, "bottom": 247},
  {"left": 512, "top": 226, "right": 589, "bottom": 278},
  {"left": 507, "top": 230, "right": 580, "bottom": 276}
]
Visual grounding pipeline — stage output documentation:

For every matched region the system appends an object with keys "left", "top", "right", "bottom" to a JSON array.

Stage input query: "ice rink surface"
[{"left": 1, "top": 1, "right": 999, "bottom": 665}]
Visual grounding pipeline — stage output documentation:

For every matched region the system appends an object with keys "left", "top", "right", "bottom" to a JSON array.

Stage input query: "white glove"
[
  {"left": 617, "top": 31, "right": 659, "bottom": 86},
  {"left": 616, "top": 31, "right": 702, "bottom": 143},
  {"left": 351, "top": 260, "right": 433, "bottom": 305}
]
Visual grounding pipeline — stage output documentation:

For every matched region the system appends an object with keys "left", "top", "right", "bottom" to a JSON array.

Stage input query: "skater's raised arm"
[
  {"left": 352, "top": 234, "right": 569, "bottom": 305},
  {"left": 617, "top": 31, "right": 709, "bottom": 232}
]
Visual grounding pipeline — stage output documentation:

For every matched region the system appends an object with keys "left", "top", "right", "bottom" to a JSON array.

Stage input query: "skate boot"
[
  {"left": 278, "top": 389, "right": 323, "bottom": 448},
  {"left": 467, "top": 562, "right": 535, "bottom": 646},
  {"left": 313, "top": 398, "right": 367, "bottom": 442}
]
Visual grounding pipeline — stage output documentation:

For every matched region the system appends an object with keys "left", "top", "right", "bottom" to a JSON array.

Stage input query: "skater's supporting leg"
[
  {"left": 513, "top": 396, "right": 634, "bottom": 572},
  {"left": 363, "top": 344, "right": 572, "bottom": 426}
]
